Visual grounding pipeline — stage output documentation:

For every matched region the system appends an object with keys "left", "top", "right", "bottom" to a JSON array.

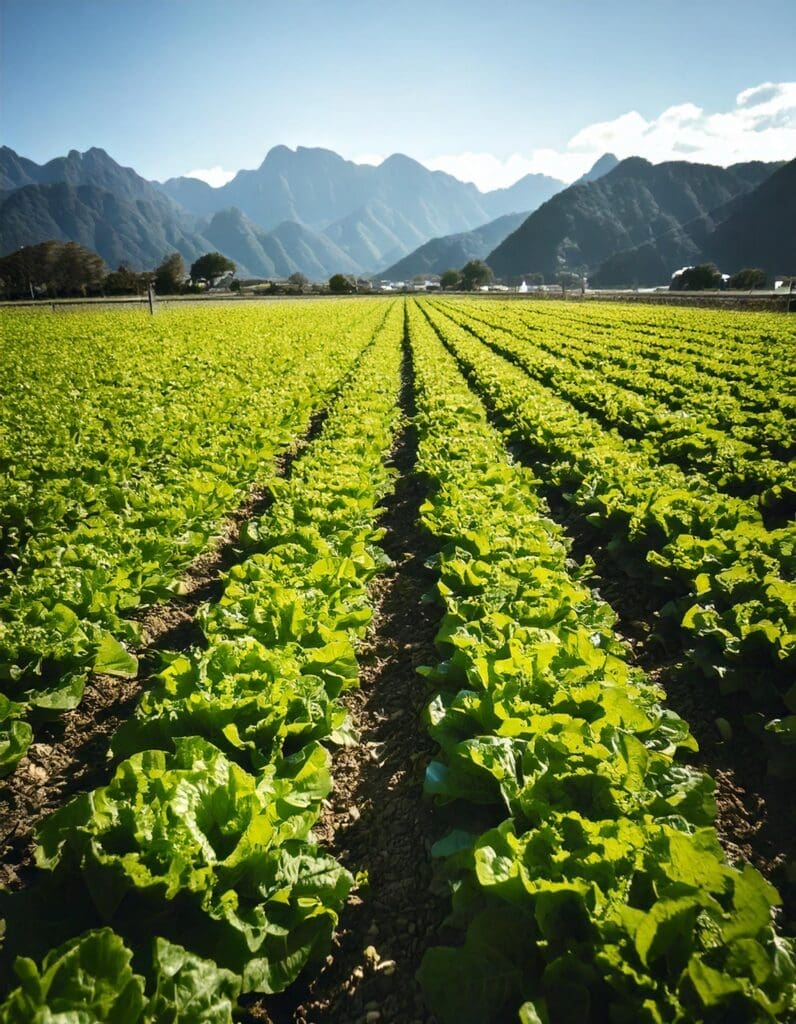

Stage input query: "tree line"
[
  {"left": 669, "top": 264, "right": 778, "bottom": 291},
  {"left": 0, "top": 243, "right": 236, "bottom": 301},
  {"left": 2, "top": 242, "right": 782, "bottom": 302}
]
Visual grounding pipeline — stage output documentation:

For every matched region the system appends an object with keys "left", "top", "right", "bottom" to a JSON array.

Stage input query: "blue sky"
[{"left": 2, "top": 0, "right": 794, "bottom": 188}]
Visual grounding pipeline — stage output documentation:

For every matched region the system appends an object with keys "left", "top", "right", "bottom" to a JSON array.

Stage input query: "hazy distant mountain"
[
  {"left": 1, "top": 144, "right": 565, "bottom": 277},
  {"left": 487, "top": 157, "right": 780, "bottom": 281},
  {"left": 323, "top": 199, "right": 427, "bottom": 272},
  {"left": 1, "top": 146, "right": 168, "bottom": 206},
  {"left": 379, "top": 153, "right": 619, "bottom": 280},
  {"left": 200, "top": 207, "right": 360, "bottom": 279},
  {"left": 590, "top": 159, "right": 792, "bottom": 287},
  {"left": 0, "top": 146, "right": 46, "bottom": 190},
  {"left": 0, "top": 146, "right": 217, "bottom": 270},
  {"left": 0, "top": 147, "right": 364, "bottom": 278},
  {"left": 159, "top": 146, "right": 565, "bottom": 270},
  {"left": 268, "top": 220, "right": 362, "bottom": 279},
  {"left": 160, "top": 146, "right": 561, "bottom": 232},
  {"left": 380, "top": 211, "right": 527, "bottom": 280},
  {"left": 11, "top": 144, "right": 785, "bottom": 287},
  {"left": 474, "top": 172, "right": 563, "bottom": 220},
  {"left": 154, "top": 174, "right": 222, "bottom": 218},
  {"left": 0, "top": 181, "right": 213, "bottom": 270}
]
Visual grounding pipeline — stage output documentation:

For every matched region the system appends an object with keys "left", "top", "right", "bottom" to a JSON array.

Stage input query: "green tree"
[
  {"left": 440, "top": 269, "right": 461, "bottom": 290},
  {"left": 56, "top": 242, "right": 106, "bottom": 296},
  {"left": 328, "top": 273, "right": 356, "bottom": 294},
  {"left": 729, "top": 267, "right": 767, "bottom": 290},
  {"left": 154, "top": 253, "right": 186, "bottom": 295},
  {"left": 0, "top": 240, "right": 105, "bottom": 299},
  {"left": 190, "top": 252, "right": 236, "bottom": 287},
  {"left": 104, "top": 264, "right": 141, "bottom": 296},
  {"left": 670, "top": 263, "right": 722, "bottom": 291},
  {"left": 460, "top": 260, "right": 493, "bottom": 291}
]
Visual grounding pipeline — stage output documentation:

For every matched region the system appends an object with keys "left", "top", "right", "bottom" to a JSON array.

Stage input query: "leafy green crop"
[
  {"left": 407, "top": 301, "right": 796, "bottom": 1023},
  {"left": 0, "top": 300, "right": 389, "bottom": 774},
  {"left": 420, "top": 299, "right": 795, "bottom": 769},
  {"left": 0, "top": 928, "right": 241, "bottom": 1023},
  {"left": 0, "top": 299, "right": 407, "bottom": 1014},
  {"left": 36, "top": 736, "right": 346, "bottom": 992}
]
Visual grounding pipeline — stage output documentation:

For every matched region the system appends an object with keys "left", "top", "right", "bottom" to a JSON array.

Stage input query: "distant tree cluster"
[
  {"left": 0, "top": 243, "right": 243, "bottom": 300},
  {"left": 670, "top": 263, "right": 722, "bottom": 291},
  {"left": 728, "top": 267, "right": 767, "bottom": 290},
  {"left": 154, "top": 253, "right": 186, "bottom": 294},
  {"left": 670, "top": 263, "right": 769, "bottom": 292},
  {"left": 328, "top": 273, "right": 356, "bottom": 294},
  {"left": 189, "top": 252, "right": 235, "bottom": 289},
  {"left": 103, "top": 264, "right": 154, "bottom": 296},
  {"left": 0, "top": 241, "right": 105, "bottom": 299},
  {"left": 438, "top": 260, "right": 494, "bottom": 291}
]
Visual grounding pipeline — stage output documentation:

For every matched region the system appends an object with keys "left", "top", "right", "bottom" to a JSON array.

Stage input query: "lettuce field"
[{"left": 0, "top": 296, "right": 794, "bottom": 1023}]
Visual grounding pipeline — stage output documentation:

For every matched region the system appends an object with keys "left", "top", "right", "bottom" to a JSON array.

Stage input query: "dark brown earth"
[
  {"left": 0, "top": 410, "right": 328, "bottom": 893},
  {"left": 241, "top": 326, "right": 448, "bottom": 1024}
]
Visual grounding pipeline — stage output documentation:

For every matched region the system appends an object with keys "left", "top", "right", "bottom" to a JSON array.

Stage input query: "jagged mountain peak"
[{"left": 577, "top": 152, "right": 620, "bottom": 183}]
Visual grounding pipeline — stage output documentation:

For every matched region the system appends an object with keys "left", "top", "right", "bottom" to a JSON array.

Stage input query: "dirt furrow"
[{"left": 243, "top": 323, "right": 446, "bottom": 1024}]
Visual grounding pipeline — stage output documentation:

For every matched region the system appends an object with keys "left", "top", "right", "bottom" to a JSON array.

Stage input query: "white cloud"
[
  {"left": 424, "top": 151, "right": 593, "bottom": 190},
  {"left": 349, "top": 152, "right": 385, "bottom": 167},
  {"left": 422, "top": 82, "right": 796, "bottom": 191},
  {"left": 185, "top": 165, "right": 237, "bottom": 188}
]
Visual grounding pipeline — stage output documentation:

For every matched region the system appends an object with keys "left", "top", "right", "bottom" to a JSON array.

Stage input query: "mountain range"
[
  {"left": 0, "top": 145, "right": 563, "bottom": 279},
  {"left": 1, "top": 144, "right": 791, "bottom": 285},
  {"left": 486, "top": 157, "right": 790, "bottom": 285},
  {"left": 379, "top": 211, "right": 529, "bottom": 280}
]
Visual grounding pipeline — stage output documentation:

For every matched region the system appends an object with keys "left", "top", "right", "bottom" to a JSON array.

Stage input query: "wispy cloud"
[
  {"left": 424, "top": 82, "right": 796, "bottom": 190},
  {"left": 185, "top": 165, "right": 237, "bottom": 187}
]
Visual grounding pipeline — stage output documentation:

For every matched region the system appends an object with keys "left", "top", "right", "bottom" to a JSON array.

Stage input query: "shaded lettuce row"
[{"left": 406, "top": 301, "right": 795, "bottom": 1024}]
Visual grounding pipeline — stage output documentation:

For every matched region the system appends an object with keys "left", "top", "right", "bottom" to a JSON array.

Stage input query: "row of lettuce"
[
  {"left": 0, "top": 303, "right": 405, "bottom": 1020},
  {"left": 406, "top": 301, "right": 795, "bottom": 1023},
  {"left": 490, "top": 301, "right": 793, "bottom": 422},
  {"left": 438, "top": 299, "right": 794, "bottom": 504},
  {"left": 421, "top": 300, "right": 795, "bottom": 771},
  {"left": 0, "top": 301, "right": 392, "bottom": 776}
]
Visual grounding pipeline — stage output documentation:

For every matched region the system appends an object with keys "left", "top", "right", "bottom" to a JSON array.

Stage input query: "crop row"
[
  {"left": 435, "top": 300, "right": 794, "bottom": 507},
  {"left": 450, "top": 299, "right": 794, "bottom": 461},
  {"left": 500, "top": 300, "right": 793, "bottom": 386},
  {"left": 406, "top": 300, "right": 795, "bottom": 1024},
  {"left": 0, "top": 301, "right": 390, "bottom": 775},
  {"left": 0, "top": 303, "right": 405, "bottom": 1020},
  {"left": 419, "top": 300, "right": 795, "bottom": 768}
]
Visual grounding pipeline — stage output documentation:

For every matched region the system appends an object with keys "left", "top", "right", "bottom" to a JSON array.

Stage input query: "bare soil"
[{"left": 241, "top": 326, "right": 448, "bottom": 1024}]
